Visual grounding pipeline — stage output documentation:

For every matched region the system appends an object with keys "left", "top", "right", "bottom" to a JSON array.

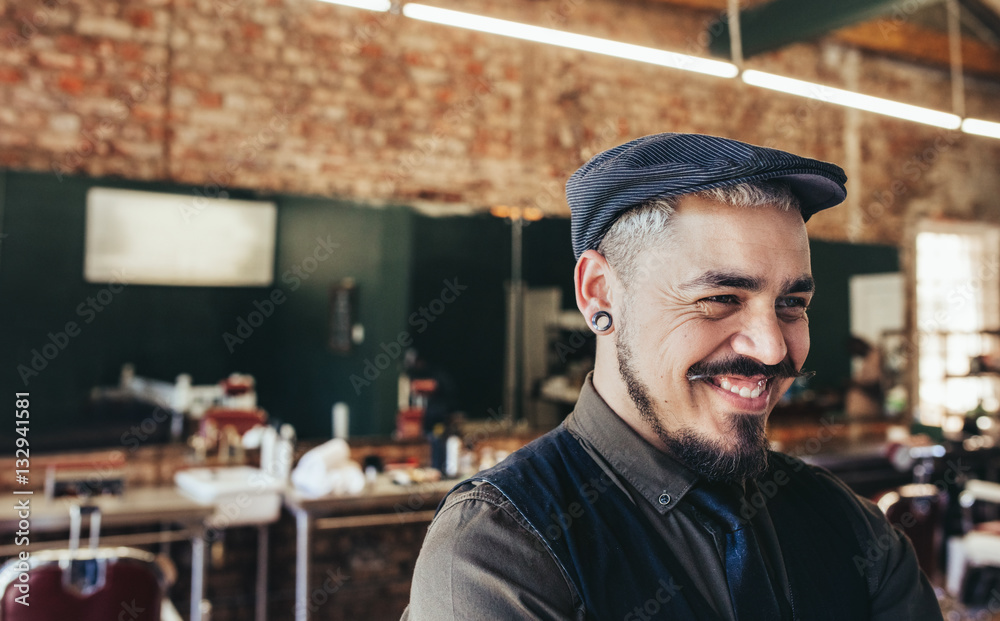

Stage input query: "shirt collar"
[{"left": 565, "top": 372, "right": 701, "bottom": 515}]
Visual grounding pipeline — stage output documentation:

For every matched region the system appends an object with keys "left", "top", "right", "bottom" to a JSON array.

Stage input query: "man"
[{"left": 402, "top": 133, "right": 941, "bottom": 620}]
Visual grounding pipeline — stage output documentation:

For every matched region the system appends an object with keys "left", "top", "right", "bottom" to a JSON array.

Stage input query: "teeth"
[{"left": 714, "top": 376, "right": 769, "bottom": 398}]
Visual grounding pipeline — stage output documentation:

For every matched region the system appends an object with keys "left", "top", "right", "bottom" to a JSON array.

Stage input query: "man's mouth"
[{"left": 707, "top": 375, "right": 771, "bottom": 399}]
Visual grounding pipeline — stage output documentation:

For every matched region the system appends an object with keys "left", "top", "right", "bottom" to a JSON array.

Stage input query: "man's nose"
[{"left": 730, "top": 307, "right": 788, "bottom": 366}]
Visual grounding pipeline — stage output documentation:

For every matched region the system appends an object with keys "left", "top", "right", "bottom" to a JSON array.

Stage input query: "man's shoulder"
[
  {"left": 433, "top": 478, "right": 548, "bottom": 545},
  {"left": 436, "top": 479, "right": 515, "bottom": 517},
  {"left": 461, "top": 424, "right": 583, "bottom": 493},
  {"left": 414, "top": 479, "right": 581, "bottom": 618}
]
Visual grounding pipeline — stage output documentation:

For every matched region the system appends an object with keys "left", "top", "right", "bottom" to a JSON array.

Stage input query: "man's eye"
[
  {"left": 704, "top": 295, "right": 739, "bottom": 304},
  {"left": 777, "top": 297, "right": 809, "bottom": 310}
]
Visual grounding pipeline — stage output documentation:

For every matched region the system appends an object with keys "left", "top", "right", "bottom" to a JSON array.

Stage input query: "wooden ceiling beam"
[
  {"left": 832, "top": 20, "right": 1000, "bottom": 78},
  {"left": 627, "top": 0, "right": 1000, "bottom": 78}
]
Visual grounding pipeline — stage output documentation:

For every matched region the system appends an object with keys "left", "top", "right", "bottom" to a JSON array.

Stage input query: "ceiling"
[{"left": 639, "top": 0, "right": 1000, "bottom": 78}]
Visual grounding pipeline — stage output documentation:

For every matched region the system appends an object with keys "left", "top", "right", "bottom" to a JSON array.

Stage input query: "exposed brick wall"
[{"left": 1, "top": 0, "right": 999, "bottom": 245}]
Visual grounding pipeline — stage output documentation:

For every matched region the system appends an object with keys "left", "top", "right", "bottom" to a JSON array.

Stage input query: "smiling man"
[{"left": 402, "top": 133, "right": 942, "bottom": 621}]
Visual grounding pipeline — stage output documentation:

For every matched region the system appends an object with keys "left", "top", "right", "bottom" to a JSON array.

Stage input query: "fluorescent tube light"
[
  {"left": 317, "top": 0, "right": 391, "bottom": 11},
  {"left": 402, "top": 4, "right": 739, "bottom": 79},
  {"left": 742, "top": 70, "right": 962, "bottom": 130},
  {"left": 322, "top": 2, "right": 996, "bottom": 140},
  {"left": 963, "top": 118, "right": 1000, "bottom": 139}
]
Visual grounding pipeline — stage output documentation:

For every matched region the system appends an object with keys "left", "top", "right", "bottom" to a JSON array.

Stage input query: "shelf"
[{"left": 945, "top": 371, "right": 1000, "bottom": 378}]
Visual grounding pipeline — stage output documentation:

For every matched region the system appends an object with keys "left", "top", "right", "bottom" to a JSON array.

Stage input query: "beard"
[{"left": 614, "top": 304, "right": 770, "bottom": 485}]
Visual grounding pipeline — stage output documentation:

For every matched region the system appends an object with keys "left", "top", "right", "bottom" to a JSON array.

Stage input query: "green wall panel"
[
  {"left": 0, "top": 171, "right": 412, "bottom": 450},
  {"left": 807, "top": 239, "right": 900, "bottom": 393}
]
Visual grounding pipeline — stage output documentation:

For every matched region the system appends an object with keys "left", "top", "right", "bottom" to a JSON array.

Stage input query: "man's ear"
[{"left": 575, "top": 249, "right": 617, "bottom": 334}]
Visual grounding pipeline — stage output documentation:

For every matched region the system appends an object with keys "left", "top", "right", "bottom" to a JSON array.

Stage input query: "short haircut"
[{"left": 596, "top": 181, "right": 800, "bottom": 292}]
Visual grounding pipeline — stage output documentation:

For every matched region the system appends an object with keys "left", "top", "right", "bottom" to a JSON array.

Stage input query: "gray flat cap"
[{"left": 567, "top": 133, "right": 847, "bottom": 260}]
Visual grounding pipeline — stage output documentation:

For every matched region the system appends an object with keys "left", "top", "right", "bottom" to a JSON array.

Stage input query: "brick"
[
  {"left": 192, "top": 32, "right": 226, "bottom": 52},
  {"left": 242, "top": 23, "right": 263, "bottom": 40},
  {"left": 359, "top": 43, "right": 383, "bottom": 58},
  {"left": 117, "top": 41, "right": 144, "bottom": 61},
  {"left": 197, "top": 91, "right": 223, "bottom": 108},
  {"left": 45, "top": 8, "right": 74, "bottom": 29},
  {"left": 0, "top": 67, "right": 23, "bottom": 84},
  {"left": 170, "top": 87, "right": 195, "bottom": 107},
  {"left": 0, "top": 131, "right": 32, "bottom": 148},
  {"left": 187, "top": 108, "right": 244, "bottom": 128},
  {"left": 0, "top": 46, "right": 29, "bottom": 65},
  {"left": 57, "top": 73, "right": 85, "bottom": 95},
  {"left": 127, "top": 9, "right": 155, "bottom": 29},
  {"left": 36, "top": 50, "right": 78, "bottom": 70},
  {"left": 55, "top": 35, "right": 92, "bottom": 55},
  {"left": 131, "top": 104, "right": 165, "bottom": 122},
  {"left": 264, "top": 26, "right": 284, "bottom": 44},
  {"left": 112, "top": 140, "right": 163, "bottom": 159},
  {"left": 35, "top": 131, "right": 81, "bottom": 152},
  {"left": 48, "top": 113, "right": 81, "bottom": 133},
  {"left": 76, "top": 15, "right": 134, "bottom": 40},
  {"left": 223, "top": 93, "right": 247, "bottom": 109}
]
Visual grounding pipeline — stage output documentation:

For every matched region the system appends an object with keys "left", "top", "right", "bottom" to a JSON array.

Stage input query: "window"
[{"left": 915, "top": 221, "right": 1000, "bottom": 427}]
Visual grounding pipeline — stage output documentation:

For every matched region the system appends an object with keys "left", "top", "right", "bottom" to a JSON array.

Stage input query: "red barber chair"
[{"left": 0, "top": 505, "right": 166, "bottom": 621}]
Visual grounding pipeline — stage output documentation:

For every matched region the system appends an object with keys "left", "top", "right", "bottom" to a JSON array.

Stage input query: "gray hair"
[{"left": 596, "top": 181, "right": 800, "bottom": 291}]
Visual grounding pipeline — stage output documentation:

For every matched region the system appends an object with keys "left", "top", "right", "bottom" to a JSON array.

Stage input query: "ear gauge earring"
[{"left": 591, "top": 310, "right": 613, "bottom": 332}]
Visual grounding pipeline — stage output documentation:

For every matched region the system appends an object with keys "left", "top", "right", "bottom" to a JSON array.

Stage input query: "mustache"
[{"left": 685, "top": 356, "right": 814, "bottom": 382}]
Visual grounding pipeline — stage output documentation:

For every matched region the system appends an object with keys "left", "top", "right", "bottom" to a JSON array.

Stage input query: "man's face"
[{"left": 611, "top": 194, "right": 813, "bottom": 481}]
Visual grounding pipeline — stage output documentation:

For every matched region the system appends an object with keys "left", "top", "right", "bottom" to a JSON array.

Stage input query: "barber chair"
[
  {"left": 945, "top": 479, "right": 1000, "bottom": 606},
  {"left": 878, "top": 483, "right": 947, "bottom": 579},
  {"left": 875, "top": 444, "right": 949, "bottom": 581},
  {"left": 0, "top": 505, "right": 167, "bottom": 621}
]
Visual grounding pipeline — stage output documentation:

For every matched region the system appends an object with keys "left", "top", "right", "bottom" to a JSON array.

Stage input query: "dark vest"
[{"left": 443, "top": 424, "right": 871, "bottom": 620}]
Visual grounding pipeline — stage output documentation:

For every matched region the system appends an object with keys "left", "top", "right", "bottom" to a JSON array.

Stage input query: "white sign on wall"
[{"left": 85, "top": 187, "right": 277, "bottom": 287}]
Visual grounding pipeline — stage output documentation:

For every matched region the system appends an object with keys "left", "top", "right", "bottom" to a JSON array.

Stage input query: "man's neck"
[{"left": 590, "top": 360, "right": 670, "bottom": 453}]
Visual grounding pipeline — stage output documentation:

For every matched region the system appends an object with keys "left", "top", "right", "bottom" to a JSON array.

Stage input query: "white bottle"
[
  {"left": 274, "top": 424, "right": 296, "bottom": 482},
  {"left": 333, "top": 402, "right": 349, "bottom": 440},
  {"left": 445, "top": 436, "right": 461, "bottom": 478}
]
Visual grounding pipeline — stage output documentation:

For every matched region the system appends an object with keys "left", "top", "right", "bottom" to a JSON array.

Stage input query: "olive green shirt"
[{"left": 402, "top": 374, "right": 943, "bottom": 620}]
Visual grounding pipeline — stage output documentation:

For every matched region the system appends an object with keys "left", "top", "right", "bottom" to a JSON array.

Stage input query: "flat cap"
[{"left": 567, "top": 133, "right": 847, "bottom": 260}]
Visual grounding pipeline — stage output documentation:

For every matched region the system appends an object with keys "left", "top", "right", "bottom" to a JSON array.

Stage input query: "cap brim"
[{"left": 773, "top": 173, "right": 847, "bottom": 221}]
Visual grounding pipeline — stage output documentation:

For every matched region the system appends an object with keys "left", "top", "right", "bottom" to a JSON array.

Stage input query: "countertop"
[
  {"left": 283, "top": 475, "right": 460, "bottom": 516},
  {"left": 0, "top": 487, "right": 213, "bottom": 534}
]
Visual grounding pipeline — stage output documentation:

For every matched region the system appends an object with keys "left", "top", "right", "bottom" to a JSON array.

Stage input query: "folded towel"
[
  {"left": 292, "top": 462, "right": 365, "bottom": 498},
  {"left": 291, "top": 439, "right": 364, "bottom": 498},
  {"left": 295, "top": 438, "right": 349, "bottom": 476}
]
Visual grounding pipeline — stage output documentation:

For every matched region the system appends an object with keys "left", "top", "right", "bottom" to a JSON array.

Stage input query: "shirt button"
[{"left": 658, "top": 492, "right": 671, "bottom": 506}]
